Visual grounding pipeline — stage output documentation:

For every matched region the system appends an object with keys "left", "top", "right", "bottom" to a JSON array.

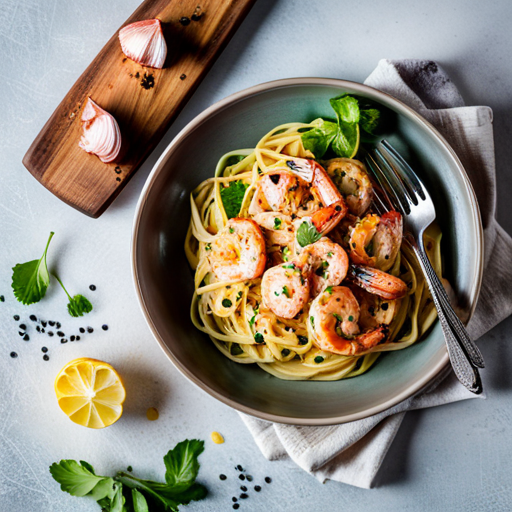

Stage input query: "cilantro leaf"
[
  {"left": 360, "top": 108, "right": 380, "bottom": 134},
  {"left": 296, "top": 221, "right": 322, "bottom": 247},
  {"left": 301, "top": 118, "right": 338, "bottom": 158},
  {"left": 53, "top": 274, "right": 93, "bottom": 318},
  {"left": 220, "top": 181, "right": 248, "bottom": 219},
  {"left": 49, "top": 459, "right": 110, "bottom": 497},
  {"left": 12, "top": 231, "right": 54, "bottom": 305},
  {"left": 67, "top": 294, "right": 93, "bottom": 317},
  {"left": 330, "top": 95, "right": 360, "bottom": 158}
]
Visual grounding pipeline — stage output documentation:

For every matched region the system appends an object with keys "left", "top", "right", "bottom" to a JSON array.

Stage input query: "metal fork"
[{"left": 365, "top": 140, "right": 484, "bottom": 394}]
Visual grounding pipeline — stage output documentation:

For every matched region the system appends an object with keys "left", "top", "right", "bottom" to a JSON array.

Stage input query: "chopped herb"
[
  {"left": 274, "top": 291, "right": 280, "bottom": 296},
  {"left": 225, "top": 155, "right": 245, "bottom": 167},
  {"left": 327, "top": 252, "right": 333, "bottom": 257},
  {"left": 236, "top": 291, "right": 243, "bottom": 301},
  {"left": 254, "top": 332, "right": 264, "bottom": 344},
  {"left": 333, "top": 313, "right": 343, "bottom": 322},
  {"left": 220, "top": 181, "right": 249, "bottom": 219},
  {"left": 205, "top": 243, "right": 212, "bottom": 251},
  {"left": 282, "top": 263, "right": 295, "bottom": 269},
  {"left": 282, "top": 286, "right": 290, "bottom": 298},
  {"left": 310, "top": 316, "right": 315, "bottom": 327},
  {"left": 325, "top": 286, "right": 333, "bottom": 294},
  {"left": 297, "top": 221, "right": 322, "bottom": 247},
  {"left": 282, "top": 247, "right": 291, "bottom": 261},
  {"left": 348, "top": 315, "right": 354, "bottom": 321},
  {"left": 273, "top": 217, "right": 282, "bottom": 230},
  {"left": 222, "top": 299, "right": 232, "bottom": 308},
  {"left": 314, "top": 356, "right": 324, "bottom": 364},
  {"left": 297, "top": 335, "right": 308, "bottom": 345},
  {"left": 229, "top": 227, "right": 235, "bottom": 234}
]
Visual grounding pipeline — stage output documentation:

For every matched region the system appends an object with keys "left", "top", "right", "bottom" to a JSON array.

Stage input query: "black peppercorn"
[
  {"left": 43, "top": 354, "right": 49, "bottom": 361},
  {"left": 179, "top": 16, "right": 190, "bottom": 25}
]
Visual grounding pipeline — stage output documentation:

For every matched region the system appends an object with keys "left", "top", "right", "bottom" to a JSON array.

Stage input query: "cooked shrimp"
[
  {"left": 324, "top": 158, "right": 373, "bottom": 217},
  {"left": 261, "top": 259, "right": 310, "bottom": 319},
  {"left": 351, "top": 287, "right": 400, "bottom": 330},
  {"left": 347, "top": 265, "right": 408, "bottom": 300},
  {"left": 251, "top": 212, "right": 295, "bottom": 248},
  {"left": 209, "top": 218, "right": 267, "bottom": 281},
  {"left": 348, "top": 211, "right": 403, "bottom": 271},
  {"left": 286, "top": 158, "right": 348, "bottom": 235},
  {"left": 309, "top": 286, "right": 388, "bottom": 356},
  {"left": 248, "top": 170, "right": 309, "bottom": 216},
  {"left": 304, "top": 238, "right": 349, "bottom": 297}
]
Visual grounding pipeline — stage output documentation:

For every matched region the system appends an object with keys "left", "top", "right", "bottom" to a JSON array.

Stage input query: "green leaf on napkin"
[{"left": 11, "top": 231, "right": 54, "bottom": 305}]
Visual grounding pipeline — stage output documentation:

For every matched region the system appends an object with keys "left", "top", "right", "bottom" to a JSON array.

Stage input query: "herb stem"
[{"left": 52, "top": 272, "right": 72, "bottom": 301}]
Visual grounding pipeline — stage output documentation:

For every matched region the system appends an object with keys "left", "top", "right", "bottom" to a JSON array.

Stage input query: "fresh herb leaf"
[
  {"left": 220, "top": 181, "right": 248, "bottom": 219},
  {"left": 360, "top": 108, "right": 380, "bottom": 134},
  {"left": 49, "top": 459, "right": 111, "bottom": 497},
  {"left": 53, "top": 274, "right": 93, "bottom": 318},
  {"left": 273, "top": 217, "right": 282, "bottom": 230},
  {"left": 329, "top": 95, "right": 360, "bottom": 158},
  {"left": 131, "top": 489, "right": 149, "bottom": 512},
  {"left": 11, "top": 231, "right": 54, "bottom": 305},
  {"left": 162, "top": 440, "right": 204, "bottom": 494},
  {"left": 225, "top": 155, "right": 245, "bottom": 167},
  {"left": 333, "top": 313, "right": 343, "bottom": 323},
  {"left": 296, "top": 221, "right": 322, "bottom": 247},
  {"left": 325, "top": 286, "right": 333, "bottom": 294},
  {"left": 301, "top": 118, "right": 338, "bottom": 158}
]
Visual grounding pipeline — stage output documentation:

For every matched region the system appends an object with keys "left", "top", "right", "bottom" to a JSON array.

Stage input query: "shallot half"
[{"left": 119, "top": 19, "right": 167, "bottom": 69}]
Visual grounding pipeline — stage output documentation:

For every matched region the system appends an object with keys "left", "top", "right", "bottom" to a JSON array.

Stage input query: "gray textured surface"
[{"left": 1, "top": 0, "right": 512, "bottom": 510}]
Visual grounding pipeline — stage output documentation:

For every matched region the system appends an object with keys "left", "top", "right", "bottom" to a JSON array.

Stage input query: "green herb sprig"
[{"left": 50, "top": 440, "right": 207, "bottom": 512}]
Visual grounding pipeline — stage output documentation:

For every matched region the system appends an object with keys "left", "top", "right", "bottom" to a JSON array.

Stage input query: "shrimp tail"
[
  {"left": 353, "top": 324, "right": 389, "bottom": 351},
  {"left": 347, "top": 264, "right": 408, "bottom": 300}
]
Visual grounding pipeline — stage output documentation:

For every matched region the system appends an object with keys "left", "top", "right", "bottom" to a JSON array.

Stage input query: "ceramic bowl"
[{"left": 131, "top": 78, "right": 483, "bottom": 425}]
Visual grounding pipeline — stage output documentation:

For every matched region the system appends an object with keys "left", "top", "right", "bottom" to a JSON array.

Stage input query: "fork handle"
[
  {"left": 411, "top": 243, "right": 483, "bottom": 394},
  {"left": 414, "top": 239, "right": 485, "bottom": 368}
]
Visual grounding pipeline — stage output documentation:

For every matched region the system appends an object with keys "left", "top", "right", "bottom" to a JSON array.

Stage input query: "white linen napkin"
[{"left": 239, "top": 59, "right": 512, "bottom": 489}]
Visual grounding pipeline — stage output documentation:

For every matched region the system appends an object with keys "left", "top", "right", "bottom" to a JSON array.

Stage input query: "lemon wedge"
[{"left": 55, "top": 358, "right": 126, "bottom": 429}]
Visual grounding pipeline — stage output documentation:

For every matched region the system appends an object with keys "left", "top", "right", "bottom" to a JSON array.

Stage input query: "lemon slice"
[{"left": 55, "top": 358, "right": 126, "bottom": 429}]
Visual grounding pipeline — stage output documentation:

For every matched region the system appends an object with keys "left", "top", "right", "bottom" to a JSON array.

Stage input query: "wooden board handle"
[{"left": 23, "top": 0, "right": 256, "bottom": 218}]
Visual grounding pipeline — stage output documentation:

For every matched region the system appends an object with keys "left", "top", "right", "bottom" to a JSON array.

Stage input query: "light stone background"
[{"left": 1, "top": 0, "right": 512, "bottom": 510}]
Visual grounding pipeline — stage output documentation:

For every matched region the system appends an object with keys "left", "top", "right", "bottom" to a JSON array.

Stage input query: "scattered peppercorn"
[
  {"left": 246, "top": 475, "right": 253, "bottom": 482},
  {"left": 140, "top": 73, "right": 155, "bottom": 90},
  {"left": 57, "top": 331, "right": 64, "bottom": 337},
  {"left": 23, "top": 334, "right": 30, "bottom": 341},
  {"left": 10, "top": 352, "right": 17, "bottom": 358},
  {"left": 102, "top": 324, "right": 108, "bottom": 331},
  {"left": 13, "top": 315, "right": 20, "bottom": 321},
  {"left": 89, "top": 285, "right": 96, "bottom": 291},
  {"left": 0, "top": 295, "right": 4, "bottom": 302},
  {"left": 18, "top": 331, "right": 24, "bottom": 337},
  {"left": 219, "top": 474, "right": 227, "bottom": 481},
  {"left": 79, "top": 327, "right": 85, "bottom": 333},
  {"left": 30, "top": 315, "right": 37, "bottom": 322},
  {"left": 127, "top": 466, "right": 133, "bottom": 472},
  {"left": 236, "top": 465, "right": 244, "bottom": 471},
  {"left": 265, "top": 477, "right": 272, "bottom": 484},
  {"left": 254, "top": 485, "right": 261, "bottom": 492},
  {"left": 240, "top": 486, "right": 247, "bottom": 492},
  {"left": 232, "top": 497, "right": 237, "bottom": 502},
  {"left": 36, "top": 326, "right": 41, "bottom": 332},
  {"left": 56, "top": 322, "right": 61, "bottom": 329},
  {"left": 70, "top": 335, "right": 75, "bottom": 342},
  {"left": 239, "top": 474, "right": 245, "bottom": 481},
  {"left": 49, "top": 320, "right": 55, "bottom": 326},
  {"left": 41, "top": 347, "right": 48, "bottom": 353},
  {"left": 240, "top": 493, "right": 248, "bottom": 499},
  {"left": 87, "top": 327, "right": 94, "bottom": 333},
  {"left": 19, "top": 324, "right": 27, "bottom": 331},
  {"left": 43, "top": 354, "right": 49, "bottom": 361},
  {"left": 41, "top": 321, "right": 47, "bottom": 327},
  {"left": 179, "top": 16, "right": 191, "bottom": 25},
  {"left": 191, "top": 13, "right": 203, "bottom": 21},
  {"left": 116, "top": 177, "right": 121, "bottom": 182},
  {"left": 61, "top": 339, "right": 68, "bottom": 344},
  {"left": 180, "top": 74, "right": 187, "bottom": 80},
  {"left": 233, "top": 505, "right": 239, "bottom": 510},
  {"left": 381, "top": 303, "right": 389, "bottom": 311},
  {"left": 48, "top": 332, "right": 54, "bottom": 337},
  {"left": 76, "top": 336, "right": 80, "bottom": 341}
]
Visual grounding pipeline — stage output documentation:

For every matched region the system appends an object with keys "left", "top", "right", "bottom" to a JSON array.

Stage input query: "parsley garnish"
[
  {"left": 282, "top": 263, "right": 295, "bottom": 269},
  {"left": 274, "top": 218, "right": 282, "bottom": 230},
  {"left": 53, "top": 274, "right": 93, "bottom": 318},
  {"left": 220, "top": 181, "right": 249, "bottom": 219},
  {"left": 12, "top": 231, "right": 54, "bottom": 305},
  {"left": 310, "top": 316, "right": 315, "bottom": 327},
  {"left": 222, "top": 299, "right": 232, "bottom": 308},
  {"left": 314, "top": 356, "right": 324, "bottom": 364},
  {"left": 333, "top": 313, "right": 343, "bottom": 322},
  {"left": 50, "top": 440, "right": 207, "bottom": 512},
  {"left": 236, "top": 291, "right": 243, "bottom": 301},
  {"left": 254, "top": 332, "right": 265, "bottom": 344},
  {"left": 296, "top": 221, "right": 322, "bottom": 247},
  {"left": 325, "top": 286, "right": 333, "bottom": 294},
  {"left": 282, "top": 247, "right": 291, "bottom": 261},
  {"left": 205, "top": 243, "right": 211, "bottom": 251},
  {"left": 282, "top": 286, "right": 290, "bottom": 298}
]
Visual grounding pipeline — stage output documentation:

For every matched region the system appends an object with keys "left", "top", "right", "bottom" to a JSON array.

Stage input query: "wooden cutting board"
[{"left": 23, "top": 0, "right": 256, "bottom": 218}]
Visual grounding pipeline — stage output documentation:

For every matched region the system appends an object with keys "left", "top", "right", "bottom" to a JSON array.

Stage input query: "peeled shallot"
[{"left": 119, "top": 19, "right": 167, "bottom": 69}]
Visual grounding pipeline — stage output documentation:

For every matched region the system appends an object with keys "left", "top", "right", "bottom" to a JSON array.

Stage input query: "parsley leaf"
[
  {"left": 296, "top": 221, "right": 322, "bottom": 247},
  {"left": 220, "top": 181, "right": 248, "bottom": 219},
  {"left": 12, "top": 231, "right": 54, "bottom": 305},
  {"left": 53, "top": 274, "right": 93, "bottom": 317},
  {"left": 360, "top": 108, "right": 380, "bottom": 134},
  {"left": 301, "top": 118, "right": 338, "bottom": 158},
  {"left": 49, "top": 460, "right": 113, "bottom": 497},
  {"left": 330, "top": 95, "right": 360, "bottom": 158},
  {"left": 50, "top": 440, "right": 207, "bottom": 512}
]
